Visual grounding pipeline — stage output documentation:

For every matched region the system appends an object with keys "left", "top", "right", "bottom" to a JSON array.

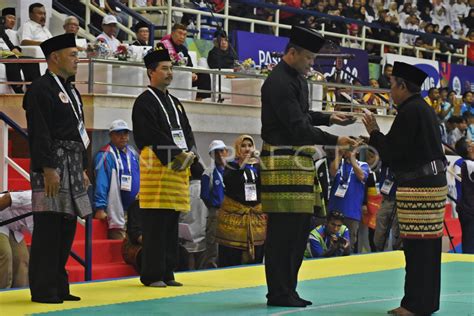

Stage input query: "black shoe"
[
  {"left": 164, "top": 280, "right": 183, "bottom": 287},
  {"left": 62, "top": 294, "right": 81, "bottom": 301},
  {"left": 31, "top": 296, "right": 63, "bottom": 304},
  {"left": 267, "top": 296, "right": 307, "bottom": 308},
  {"left": 291, "top": 293, "right": 312, "bottom": 306}
]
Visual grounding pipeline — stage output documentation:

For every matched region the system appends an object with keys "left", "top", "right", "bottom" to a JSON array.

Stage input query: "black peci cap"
[
  {"left": 133, "top": 21, "right": 149, "bottom": 32},
  {"left": 392, "top": 61, "right": 428, "bottom": 87},
  {"left": 144, "top": 43, "right": 171, "bottom": 68},
  {"left": 289, "top": 26, "right": 326, "bottom": 53},
  {"left": 2, "top": 7, "right": 15, "bottom": 16},
  {"left": 40, "top": 33, "right": 77, "bottom": 58}
]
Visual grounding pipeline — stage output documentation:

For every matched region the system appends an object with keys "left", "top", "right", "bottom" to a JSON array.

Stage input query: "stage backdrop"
[
  {"left": 439, "top": 62, "right": 474, "bottom": 96},
  {"left": 234, "top": 30, "right": 369, "bottom": 85}
]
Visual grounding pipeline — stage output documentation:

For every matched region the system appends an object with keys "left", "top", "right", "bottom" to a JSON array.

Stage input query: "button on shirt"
[{"left": 18, "top": 20, "right": 52, "bottom": 43}]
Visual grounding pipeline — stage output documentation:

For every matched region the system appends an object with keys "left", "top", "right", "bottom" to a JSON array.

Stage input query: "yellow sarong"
[{"left": 139, "top": 146, "right": 190, "bottom": 212}]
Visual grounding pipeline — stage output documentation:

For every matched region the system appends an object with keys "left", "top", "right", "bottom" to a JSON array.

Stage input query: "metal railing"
[{"left": 0, "top": 111, "right": 93, "bottom": 281}]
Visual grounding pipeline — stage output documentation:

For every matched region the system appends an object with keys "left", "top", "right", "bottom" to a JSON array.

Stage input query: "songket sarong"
[
  {"left": 215, "top": 196, "right": 266, "bottom": 260},
  {"left": 139, "top": 146, "right": 190, "bottom": 212},
  {"left": 396, "top": 186, "right": 448, "bottom": 239},
  {"left": 260, "top": 143, "right": 319, "bottom": 214},
  {"left": 30, "top": 140, "right": 92, "bottom": 218}
]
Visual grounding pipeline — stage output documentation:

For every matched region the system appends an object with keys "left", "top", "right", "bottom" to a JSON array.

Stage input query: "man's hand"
[
  {"left": 330, "top": 113, "right": 357, "bottom": 126},
  {"left": 192, "top": 73, "right": 198, "bottom": 82},
  {"left": 83, "top": 171, "right": 91, "bottom": 189},
  {"left": 171, "top": 151, "right": 196, "bottom": 171},
  {"left": 11, "top": 48, "right": 21, "bottom": 56},
  {"left": 362, "top": 108, "right": 380, "bottom": 134},
  {"left": 336, "top": 136, "right": 357, "bottom": 149},
  {"left": 43, "top": 167, "right": 60, "bottom": 198}
]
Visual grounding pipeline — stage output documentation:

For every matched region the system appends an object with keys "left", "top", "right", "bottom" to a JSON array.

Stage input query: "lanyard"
[
  {"left": 111, "top": 145, "right": 131, "bottom": 175},
  {"left": 339, "top": 159, "right": 353, "bottom": 186},
  {"left": 147, "top": 87, "right": 182, "bottom": 129},
  {"left": 243, "top": 168, "right": 256, "bottom": 183},
  {"left": 51, "top": 72, "right": 83, "bottom": 122}
]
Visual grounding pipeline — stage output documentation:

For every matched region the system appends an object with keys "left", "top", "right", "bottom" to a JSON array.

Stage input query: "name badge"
[
  {"left": 121, "top": 175, "right": 132, "bottom": 191},
  {"left": 381, "top": 179, "right": 394, "bottom": 195},
  {"left": 78, "top": 121, "right": 90, "bottom": 149},
  {"left": 172, "top": 129, "right": 188, "bottom": 151},
  {"left": 335, "top": 183, "right": 348, "bottom": 198},
  {"left": 244, "top": 183, "right": 257, "bottom": 201}
]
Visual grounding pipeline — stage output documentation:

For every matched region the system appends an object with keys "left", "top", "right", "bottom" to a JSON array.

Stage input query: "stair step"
[
  {"left": 8, "top": 178, "right": 31, "bottom": 191},
  {"left": 75, "top": 219, "right": 109, "bottom": 240},
  {"left": 67, "top": 262, "right": 138, "bottom": 283},
  {"left": 70, "top": 239, "right": 125, "bottom": 264}
]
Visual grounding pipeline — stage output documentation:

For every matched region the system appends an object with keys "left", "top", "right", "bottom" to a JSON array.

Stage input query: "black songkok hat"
[
  {"left": 144, "top": 43, "right": 171, "bottom": 68},
  {"left": 289, "top": 26, "right": 326, "bottom": 53},
  {"left": 2, "top": 7, "right": 15, "bottom": 16},
  {"left": 392, "top": 61, "right": 427, "bottom": 87},
  {"left": 133, "top": 21, "right": 148, "bottom": 32},
  {"left": 213, "top": 29, "right": 227, "bottom": 39},
  {"left": 40, "top": 33, "right": 77, "bottom": 57}
]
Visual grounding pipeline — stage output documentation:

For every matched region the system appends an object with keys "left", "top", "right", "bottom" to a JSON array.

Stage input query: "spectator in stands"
[
  {"left": 0, "top": 8, "right": 41, "bottom": 93},
  {"left": 401, "top": 15, "right": 420, "bottom": 46},
  {"left": 398, "top": 2, "right": 413, "bottom": 27},
  {"left": 200, "top": 140, "right": 228, "bottom": 269},
  {"left": 93, "top": 119, "right": 140, "bottom": 240},
  {"left": 360, "top": 0, "right": 375, "bottom": 20},
  {"left": 464, "top": 29, "right": 474, "bottom": 66},
  {"left": 455, "top": 136, "right": 474, "bottom": 254},
  {"left": 448, "top": 116, "right": 468, "bottom": 146},
  {"left": 370, "top": 10, "right": 399, "bottom": 54},
  {"left": 465, "top": 112, "right": 474, "bottom": 140},
  {"left": 178, "top": 160, "right": 207, "bottom": 270},
  {"left": 0, "top": 191, "right": 33, "bottom": 289},
  {"left": 278, "top": 0, "right": 302, "bottom": 37},
  {"left": 421, "top": 23, "right": 438, "bottom": 52},
  {"left": 439, "top": 88, "right": 455, "bottom": 121},
  {"left": 132, "top": 44, "right": 197, "bottom": 288},
  {"left": 346, "top": 23, "right": 362, "bottom": 49},
  {"left": 122, "top": 199, "right": 142, "bottom": 273},
  {"left": 387, "top": 1, "right": 400, "bottom": 24},
  {"left": 345, "top": 0, "right": 364, "bottom": 20},
  {"left": 63, "top": 16, "right": 87, "bottom": 51},
  {"left": 18, "top": 3, "right": 52, "bottom": 46},
  {"left": 363, "top": 79, "right": 390, "bottom": 114},
  {"left": 215, "top": 135, "right": 266, "bottom": 267},
  {"left": 25, "top": 34, "right": 92, "bottom": 304},
  {"left": 461, "top": 91, "right": 474, "bottom": 115},
  {"left": 131, "top": 21, "right": 149, "bottom": 46},
  {"left": 207, "top": 30, "right": 237, "bottom": 69},
  {"left": 160, "top": 23, "right": 211, "bottom": 100},
  {"left": 304, "top": 211, "right": 350, "bottom": 258},
  {"left": 431, "top": 3, "right": 449, "bottom": 29},
  {"left": 378, "top": 64, "right": 392, "bottom": 89},
  {"left": 97, "top": 15, "right": 121, "bottom": 53},
  {"left": 324, "top": 9, "right": 347, "bottom": 43},
  {"left": 328, "top": 143, "right": 369, "bottom": 252},
  {"left": 424, "top": 87, "right": 441, "bottom": 114}
]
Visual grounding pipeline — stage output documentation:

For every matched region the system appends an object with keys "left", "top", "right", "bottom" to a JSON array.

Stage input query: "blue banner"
[
  {"left": 234, "top": 30, "right": 369, "bottom": 85},
  {"left": 440, "top": 62, "right": 474, "bottom": 96}
]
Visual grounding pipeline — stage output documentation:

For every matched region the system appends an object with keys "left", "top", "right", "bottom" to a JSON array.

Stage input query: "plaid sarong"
[
  {"left": 31, "top": 140, "right": 92, "bottom": 218},
  {"left": 396, "top": 186, "right": 448, "bottom": 239},
  {"left": 260, "top": 143, "right": 318, "bottom": 214}
]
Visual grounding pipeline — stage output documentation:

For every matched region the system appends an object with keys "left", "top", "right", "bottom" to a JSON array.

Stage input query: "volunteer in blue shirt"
[
  {"left": 94, "top": 119, "right": 140, "bottom": 240},
  {"left": 328, "top": 145, "right": 369, "bottom": 252}
]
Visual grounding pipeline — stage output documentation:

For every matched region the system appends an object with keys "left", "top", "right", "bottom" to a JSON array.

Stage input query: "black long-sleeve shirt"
[
  {"left": 132, "top": 86, "right": 196, "bottom": 165},
  {"left": 261, "top": 60, "right": 338, "bottom": 146},
  {"left": 23, "top": 72, "right": 87, "bottom": 172},
  {"left": 369, "top": 94, "right": 445, "bottom": 173},
  {"left": 223, "top": 161, "right": 261, "bottom": 206},
  {"left": 207, "top": 47, "right": 237, "bottom": 69}
]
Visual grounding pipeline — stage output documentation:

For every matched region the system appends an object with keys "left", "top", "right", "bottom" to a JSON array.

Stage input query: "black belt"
[{"left": 394, "top": 160, "right": 446, "bottom": 184}]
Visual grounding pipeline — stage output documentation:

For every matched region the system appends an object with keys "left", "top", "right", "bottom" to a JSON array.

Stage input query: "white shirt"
[
  {"left": 96, "top": 32, "right": 121, "bottom": 52},
  {"left": 0, "top": 29, "right": 19, "bottom": 50},
  {"left": 18, "top": 20, "right": 52, "bottom": 43},
  {"left": 0, "top": 191, "right": 33, "bottom": 243}
]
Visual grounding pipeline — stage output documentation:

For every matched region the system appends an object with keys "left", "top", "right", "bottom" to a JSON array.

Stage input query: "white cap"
[
  {"left": 208, "top": 140, "right": 227, "bottom": 155},
  {"left": 102, "top": 14, "right": 118, "bottom": 25},
  {"left": 109, "top": 119, "right": 131, "bottom": 132}
]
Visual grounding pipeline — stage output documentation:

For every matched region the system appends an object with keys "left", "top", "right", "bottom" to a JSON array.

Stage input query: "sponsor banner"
[
  {"left": 383, "top": 54, "right": 440, "bottom": 97},
  {"left": 439, "top": 62, "right": 474, "bottom": 96},
  {"left": 235, "top": 30, "right": 369, "bottom": 85}
]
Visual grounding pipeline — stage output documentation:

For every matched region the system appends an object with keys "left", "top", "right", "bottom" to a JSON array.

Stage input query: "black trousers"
[
  {"left": 140, "top": 209, "right": 180, "bottom": 285},
  {"left": 29, "top": 212, "right": 77, "bottom": 300},
  {"left": 265, "top": 213, "right": 312, "bottom": 302},
  {"left": 4, "top": 56, "right": 41, "bottom": 93},
  {"left": 218, "top": 244, "right": 264, "bottom": 267},
  {"left": 401, "top": 238, "right": 442, "bottom": 315}
]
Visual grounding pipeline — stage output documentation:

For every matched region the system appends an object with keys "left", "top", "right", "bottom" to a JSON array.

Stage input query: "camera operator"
[
  {"left": 304, "top": 211, "right": 350, "bottom": 258},
  {"left": 0, "top": 8, "right": 40, "bottom": 93}
]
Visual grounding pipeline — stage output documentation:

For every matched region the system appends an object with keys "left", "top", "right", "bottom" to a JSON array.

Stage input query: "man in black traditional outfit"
[
  {"left": 23, "top": 33, "right": 92, "bottom": 304},
  {"left": 362, "top": 62, "right": 448, "bottom": 316},
  {"left": 260, "top": 25, "right": 357, "bottom": 308},
  {"left": 132, "top": 44, "right": 196, "bottom": 288}
]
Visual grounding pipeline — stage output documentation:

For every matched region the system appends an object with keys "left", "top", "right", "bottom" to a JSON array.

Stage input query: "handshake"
[{"left": 171, "top": 151, "right": 196, "bottom": 171}]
